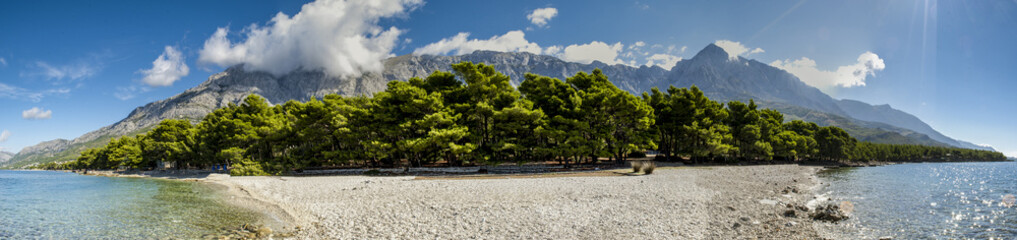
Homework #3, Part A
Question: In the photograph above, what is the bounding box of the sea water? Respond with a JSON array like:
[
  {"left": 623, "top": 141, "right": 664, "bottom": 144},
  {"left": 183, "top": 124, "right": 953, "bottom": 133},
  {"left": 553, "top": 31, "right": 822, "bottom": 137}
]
[
  {"left": 0, "top": 170, "right": 260, "bottom": 239},
  {"left": 818, "top": 162, "right": 1017, "bottom": 239}
]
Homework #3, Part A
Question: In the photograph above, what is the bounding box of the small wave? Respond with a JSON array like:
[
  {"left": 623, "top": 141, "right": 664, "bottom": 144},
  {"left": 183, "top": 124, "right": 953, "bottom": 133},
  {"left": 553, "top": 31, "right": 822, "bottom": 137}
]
[{"left": 806, "top": 192, "right": 832, "bottom": 210}]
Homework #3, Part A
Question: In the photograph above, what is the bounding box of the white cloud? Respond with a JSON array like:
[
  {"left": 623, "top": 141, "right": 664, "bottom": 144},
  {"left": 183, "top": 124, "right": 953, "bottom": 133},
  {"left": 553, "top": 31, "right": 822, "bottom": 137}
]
[
  {"left": 0, "top": 130, "right": 9, "bottom": 142},
  {"left": 113, "top": 85, "right": 150, "bottom": 101},
  {"left": 22, "top": 107, "right": 52, "bottom": 120},
  {"left": 544, "top": 45, "right": 562, "bottom": 55},
  {"left": 527, "top": 7, "right": 558, "bottom": 27},
  {"left": 0, "top": 83, "right": 68, "bottom": 102},
  {"left": 560, "top": 41, "right": 625, "bottom": 65},
  {"left": 413, "top": 31, "right": 629, "bottom": 66},
  {"left": 0, "top": 57, "right": 6, "bottom": 67},
  {"left": 413, "top": 31, "right": 544, "bottom": 56},
  {"left": 770, "top": 51, "right": 886, "bottom": 91},
  {"left": 416, "top": 30, "right": 679, "bottom": 68},
  {"left": 645, "top": 54, "right": 682, "bottom": 69},
  {"left": 714, "top": 40, "right": 765, "bottom": 61},
  {"left": 114, "top": 91, "right": 136, "bottom": 101},
  {"left": 198, "top": 0, "right": 422, "bottom": 77},
  {"left": 140, "top": 46, "right": 189, "bottom": 87},
  {"left": 635, "top": 1, "right": 650, "bottom": 10},
  {"left": 0, "top": 83, "right": 26, "bottom": 100},
  {"left": 630, "top": 41, "right": 646, "bottom": 49},
  {"left": 30, "top": 61, "right": 97, "bottom": 81}
]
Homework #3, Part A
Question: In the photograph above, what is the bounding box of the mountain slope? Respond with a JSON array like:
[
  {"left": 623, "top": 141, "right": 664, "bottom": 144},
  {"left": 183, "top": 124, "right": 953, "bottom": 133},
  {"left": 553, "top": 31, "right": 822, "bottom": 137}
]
[
  {"left": 2, "top": 44, "right": 987, "bottom": 168},
  {"left": 836, "top": 99, "right": 994, "bottom": 151},
  {"left": 0, "top": 151, "right": 14, "bottom": 164},
  {"left": 658, "top": 44, "right": 848, "bottom": 116}
]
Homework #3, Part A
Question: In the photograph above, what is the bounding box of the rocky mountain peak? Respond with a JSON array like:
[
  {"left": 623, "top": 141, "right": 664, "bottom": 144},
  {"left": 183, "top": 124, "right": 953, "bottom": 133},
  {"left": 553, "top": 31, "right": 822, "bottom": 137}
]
[{"left": 692, "top": 43, "right": 731, "bottom": 62}]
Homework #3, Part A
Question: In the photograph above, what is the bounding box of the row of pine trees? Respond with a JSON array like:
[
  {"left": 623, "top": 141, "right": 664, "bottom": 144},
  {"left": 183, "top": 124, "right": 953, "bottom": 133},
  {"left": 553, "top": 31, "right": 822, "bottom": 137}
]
[{"left": 46, "top": 62, "right": 1006, "bottom": 175}]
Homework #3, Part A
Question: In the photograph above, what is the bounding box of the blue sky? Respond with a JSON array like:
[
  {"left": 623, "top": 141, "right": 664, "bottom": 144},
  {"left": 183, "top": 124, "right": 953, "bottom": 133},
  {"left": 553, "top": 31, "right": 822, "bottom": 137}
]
[{"left": 1, "top": 0, "right": 1015, "bottom": 157}]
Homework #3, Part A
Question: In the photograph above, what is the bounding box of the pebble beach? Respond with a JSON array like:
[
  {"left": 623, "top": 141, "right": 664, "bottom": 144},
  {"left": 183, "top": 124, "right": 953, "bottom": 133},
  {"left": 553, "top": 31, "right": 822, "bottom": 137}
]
[{"left": 209, "top": 164, "right": 828, "bottom": 239}]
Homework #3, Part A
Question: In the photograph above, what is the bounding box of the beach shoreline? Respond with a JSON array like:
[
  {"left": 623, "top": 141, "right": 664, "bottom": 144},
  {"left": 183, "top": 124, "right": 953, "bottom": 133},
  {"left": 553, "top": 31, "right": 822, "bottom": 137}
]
[
  {"left": 71, "top": 169, "right": 303, "bottom": 238},
  {"left": 203, "top": 164, "right": 829, "bottom": 239},
  {"left": 69, "top": 164, "right": 838, "bottom": 239}
]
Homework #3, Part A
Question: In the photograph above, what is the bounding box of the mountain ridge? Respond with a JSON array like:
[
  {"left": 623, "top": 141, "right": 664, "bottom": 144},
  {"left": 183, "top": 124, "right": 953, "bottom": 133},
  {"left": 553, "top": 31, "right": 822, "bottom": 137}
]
[
  {"left": 836, "top": 99, "right": 993, "bottom": 151},
  {"left": 0, "top": 151, "right": 14, "bottom": 164},
  {"left": 1, "top": 44, "right": 990, "bottom": 168}
]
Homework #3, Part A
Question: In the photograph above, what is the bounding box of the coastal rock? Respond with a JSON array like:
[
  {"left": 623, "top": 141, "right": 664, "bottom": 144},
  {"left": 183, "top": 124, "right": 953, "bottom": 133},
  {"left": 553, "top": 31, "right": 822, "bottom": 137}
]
[
  {"left": 810, "top": 203, "right": 849, "bottom": 222},
  {"left": 783, "top": 209, "right": 797, "bottom": 217}
]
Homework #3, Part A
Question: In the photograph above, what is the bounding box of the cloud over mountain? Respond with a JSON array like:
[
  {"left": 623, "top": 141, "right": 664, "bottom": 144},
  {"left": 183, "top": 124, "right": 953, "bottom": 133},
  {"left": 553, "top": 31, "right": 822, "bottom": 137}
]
[
  {"left": 771, "top": 51, "right": 885, "bottom": 91},
  {"left": 413, "top": 31, "right": 544, "bottom": 56},
  {"left": 415, "top": 31, "right": 657, "bottom": 67},
  {"left": 558, "top": 41, "right": 626, "bottom": 65},
  {"left": 714, "top": 40, "right": 764, "bottom": 60},
  {"left": 645, "top": 53, "right": 682, "bottom": 69},
  {"left": 140, "top": 46, "right": 189, "bottom": 87},
  {"left": 198, "top": 0, "right": 422, "bottom": 77}
]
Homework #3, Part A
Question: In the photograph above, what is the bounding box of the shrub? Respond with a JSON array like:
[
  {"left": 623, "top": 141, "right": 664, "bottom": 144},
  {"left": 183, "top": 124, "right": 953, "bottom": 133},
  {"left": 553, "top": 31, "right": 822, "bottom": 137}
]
[
  {"left": 230, "top": 159, "right": 268, "bottom": 176},
  {"left": 222, "top": 147, "right": 268, "bottom": 176},
  {"left": 631, "top": 161, "right": 644, "bottom": 173},
  {"left": 641, "top": 161, "right": 656, "bottom": 174}
]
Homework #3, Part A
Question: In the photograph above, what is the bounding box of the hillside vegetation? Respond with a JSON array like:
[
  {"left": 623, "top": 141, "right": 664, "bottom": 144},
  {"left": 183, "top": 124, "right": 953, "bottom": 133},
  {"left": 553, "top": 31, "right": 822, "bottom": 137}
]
[{"left": 41, "top": 63, "right": 1007, "bottom": 174}]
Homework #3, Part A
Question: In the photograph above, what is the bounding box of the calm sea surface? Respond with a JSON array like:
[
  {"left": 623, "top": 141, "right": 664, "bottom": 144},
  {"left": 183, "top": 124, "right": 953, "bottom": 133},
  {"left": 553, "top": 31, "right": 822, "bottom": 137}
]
[
  {"left": 0, "top": 170, "right": 260, "bottom": 239},
  {"left": 818, "top": 161, "right": 1017, "bottom": 239}
]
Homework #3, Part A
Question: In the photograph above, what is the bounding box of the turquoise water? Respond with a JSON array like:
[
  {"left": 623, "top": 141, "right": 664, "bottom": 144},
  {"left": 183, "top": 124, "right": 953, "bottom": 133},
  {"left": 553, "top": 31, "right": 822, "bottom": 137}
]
[
  {"left": 0, "top": 170, "right": 260, "bottom": 239},
  {"left": 819, "top": 162, "right": 1017, "bottom": 239}
]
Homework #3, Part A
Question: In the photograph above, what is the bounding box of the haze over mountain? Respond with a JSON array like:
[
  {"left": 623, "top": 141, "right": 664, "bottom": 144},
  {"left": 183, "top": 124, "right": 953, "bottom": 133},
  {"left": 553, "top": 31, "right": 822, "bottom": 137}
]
[
  {"left": 0, "top": 44, "right": 991, "bottom": 168},
  {"left": 0, "top": 151, "right": 14, "bottom": 164},
  {"left": 835, "top": 99, "right": 991, "bottom": 151}
]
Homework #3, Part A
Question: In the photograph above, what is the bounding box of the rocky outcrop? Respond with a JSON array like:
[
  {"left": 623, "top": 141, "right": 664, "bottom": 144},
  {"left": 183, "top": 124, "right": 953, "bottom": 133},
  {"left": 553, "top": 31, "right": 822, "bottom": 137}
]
[
  {"left": 810, "top": 202, "right": 852, "bottom": 222},
  {"left": 16, "top": 139, "right": 70, "bottom": 156}
]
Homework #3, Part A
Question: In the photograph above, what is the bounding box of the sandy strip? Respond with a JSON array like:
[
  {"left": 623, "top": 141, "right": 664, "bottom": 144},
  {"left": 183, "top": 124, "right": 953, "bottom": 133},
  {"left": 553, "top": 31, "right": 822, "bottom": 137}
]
[{"left": 209, "top": 165, "right": 825, "bottom": 239}]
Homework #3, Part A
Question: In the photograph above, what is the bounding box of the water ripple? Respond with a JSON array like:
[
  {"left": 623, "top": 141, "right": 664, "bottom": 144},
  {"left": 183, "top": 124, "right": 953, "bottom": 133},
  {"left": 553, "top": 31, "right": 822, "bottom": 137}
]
[
  {"left": 0, "top": 170, "right": 260, "bottom": 239},
  {"left": 818, "top": 162, "right": 1017, "bottom": 239}
]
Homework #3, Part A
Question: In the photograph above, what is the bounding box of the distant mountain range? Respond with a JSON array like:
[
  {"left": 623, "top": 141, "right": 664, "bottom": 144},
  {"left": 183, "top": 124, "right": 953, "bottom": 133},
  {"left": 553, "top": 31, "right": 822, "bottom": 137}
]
[
  {"left": 0, "top": 44, "right": 992, "bottom": 168},
  {"left": 835, "top": 99, "right": 989, "bottom": 150},
  {"left": 0, "top": 151, "right": 14, "bottom": 164}
]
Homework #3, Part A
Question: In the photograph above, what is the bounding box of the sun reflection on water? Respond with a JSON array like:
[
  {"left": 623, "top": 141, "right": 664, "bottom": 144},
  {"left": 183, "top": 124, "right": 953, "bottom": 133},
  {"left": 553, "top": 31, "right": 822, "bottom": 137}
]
[{"left": 817, "top": 162, "right": 1017, "bottom": 239}]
